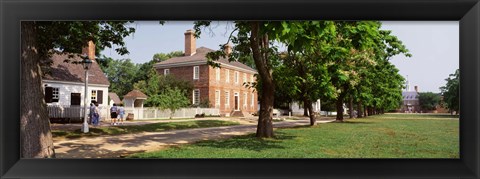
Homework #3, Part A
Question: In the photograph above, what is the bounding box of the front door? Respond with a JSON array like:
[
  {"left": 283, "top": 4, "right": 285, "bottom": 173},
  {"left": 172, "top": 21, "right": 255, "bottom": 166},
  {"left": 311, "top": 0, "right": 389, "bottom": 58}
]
[{"left": 234, "top": 93, "right": 239, "bottom": 111}]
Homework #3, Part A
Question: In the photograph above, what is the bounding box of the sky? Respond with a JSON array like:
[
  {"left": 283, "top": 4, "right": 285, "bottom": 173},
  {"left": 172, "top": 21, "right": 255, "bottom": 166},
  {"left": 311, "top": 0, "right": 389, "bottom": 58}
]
[{"left": 101, "top": 21, "right": 459, "bottom": 93}]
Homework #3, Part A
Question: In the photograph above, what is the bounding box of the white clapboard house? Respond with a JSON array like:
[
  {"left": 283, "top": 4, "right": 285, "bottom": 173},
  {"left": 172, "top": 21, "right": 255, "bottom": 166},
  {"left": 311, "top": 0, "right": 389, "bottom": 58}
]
[{"left": 43, "top": 41, "right": 110, "bottom": 121}]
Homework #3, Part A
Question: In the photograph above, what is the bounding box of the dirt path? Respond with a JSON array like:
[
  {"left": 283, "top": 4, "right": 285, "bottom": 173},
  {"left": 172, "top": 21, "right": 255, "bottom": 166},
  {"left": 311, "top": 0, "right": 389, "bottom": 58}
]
[{"left": 53, "top": 119, "right": 334, "bottom": 158}]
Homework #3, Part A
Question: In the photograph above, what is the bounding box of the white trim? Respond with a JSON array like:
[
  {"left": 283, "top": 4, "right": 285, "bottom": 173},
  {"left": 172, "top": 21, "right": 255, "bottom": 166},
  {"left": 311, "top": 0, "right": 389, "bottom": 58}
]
[
  {"left": 193, "top": 89, "right": 200, "bottom": 105},
  {"left": 193, "top": 66, "right": 200, "bottom": 80},
  {"left": 164, "top": 69, "right": 170, "bottom": 75},
  {"left": 251, "top": 92, "right": 255, "bottom": 107},
  {"left": 154, "top": 61, "right": 257, "bottom": 74},
  {"left": 225, "top": 90, "right": 230, "bottom": 107},
  {"left": 215, "top": 90, "right": 220, "bottom": 108},
  {"left": 243, "top": 92, "right": 247, "bottom": 110},
  {"left": 234, "top": 71, "right": 239, "bottom": 84},
  {"left": 243, "top": 73, "right": 247, "bottom": 84},
  {"left": 42, "top": 80, "right": 109, "bottom": 87},
  {"left": 234, "top": 92, "right": 240, "bottom": 111}
]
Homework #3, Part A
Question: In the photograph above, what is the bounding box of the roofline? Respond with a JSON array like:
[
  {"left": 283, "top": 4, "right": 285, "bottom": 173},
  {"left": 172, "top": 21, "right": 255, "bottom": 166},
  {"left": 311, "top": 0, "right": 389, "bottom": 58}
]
[
  {"left": 42, "top": 80, "right": 109, "bottom": 87},
  {"left": 154, "top": 61, "right": 257, "bottom": 74}
]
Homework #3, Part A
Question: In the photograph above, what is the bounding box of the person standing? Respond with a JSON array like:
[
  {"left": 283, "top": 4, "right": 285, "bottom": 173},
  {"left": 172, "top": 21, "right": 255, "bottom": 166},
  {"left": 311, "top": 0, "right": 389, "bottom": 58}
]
[
  {"left": 110, "top": 103, "right": 118, "bottom": 125},
  {"left": 117, "top": 104, "right": 125, "bottom": 125},
  {"left": 92, "top": 102, "right": 100, "bottom": 126}
]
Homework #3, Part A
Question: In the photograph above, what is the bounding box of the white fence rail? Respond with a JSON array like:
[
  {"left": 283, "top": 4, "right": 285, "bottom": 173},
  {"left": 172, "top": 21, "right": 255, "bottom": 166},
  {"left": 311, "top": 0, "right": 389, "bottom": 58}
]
[
  {"left": 47, "top": 105, "right": 109, "bottom": 120},
  {"left": 124, "top": 107, "right": 220, "bottom": 120},
  {"left": 47, "top": 105, "right": 220, "bottom": 120}
]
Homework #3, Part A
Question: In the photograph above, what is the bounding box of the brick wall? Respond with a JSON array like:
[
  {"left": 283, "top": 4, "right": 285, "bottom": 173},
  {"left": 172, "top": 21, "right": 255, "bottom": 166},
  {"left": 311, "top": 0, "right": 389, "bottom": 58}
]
[{"left": 157, "top": 64, "right": 258, "bottom": 115}]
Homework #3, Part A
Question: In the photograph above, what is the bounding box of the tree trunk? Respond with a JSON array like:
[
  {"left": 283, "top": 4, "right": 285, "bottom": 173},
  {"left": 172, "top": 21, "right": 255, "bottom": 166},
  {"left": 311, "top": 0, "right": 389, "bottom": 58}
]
[
  {"left": 348, "top": 97, "right": 354, "bottom": 119},
  {"left": 357, "top": 102, "right": 363, "bottom": 118},
  {"left": 303, "top": 99, "right": 309, "bottom": 116},
  {"left": 306, "top": 99, "right": 316, "bottom": 126},
  {"left": 336, "top": 93, "right": 345, "bottom": 121},
  {"left": 21, "top": 22, "right": 56, "bottom": 158},
  {"left": 250, "top": 22, "right": 274, "bottom": 138},
  {"left": 363, "top": 105, "right": 368, "bottom": 117}
]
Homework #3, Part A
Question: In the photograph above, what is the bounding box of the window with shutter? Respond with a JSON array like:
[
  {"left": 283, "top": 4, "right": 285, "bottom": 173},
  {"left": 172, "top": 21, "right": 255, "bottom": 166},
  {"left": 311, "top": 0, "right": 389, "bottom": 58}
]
[
  {"left": 97, "top": 90, "right": 103, "bottom": 104},
  {"left": 44, "top": 87, "right": 53, "bottom": 103}
]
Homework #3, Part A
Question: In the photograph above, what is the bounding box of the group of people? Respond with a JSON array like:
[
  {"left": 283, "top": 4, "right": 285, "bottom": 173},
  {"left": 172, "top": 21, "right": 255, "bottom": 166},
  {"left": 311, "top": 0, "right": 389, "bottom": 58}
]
[
  {"left": 110, "top": 103, "right": 125, "bottom": 125},
  {"left": 88, "top": 101, "right": 125, "bottom": 126}
]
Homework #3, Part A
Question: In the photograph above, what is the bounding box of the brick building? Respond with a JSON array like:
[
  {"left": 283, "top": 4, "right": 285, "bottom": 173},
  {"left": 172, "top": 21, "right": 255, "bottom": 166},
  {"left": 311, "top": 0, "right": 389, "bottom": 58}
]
[{"left": 153, "top": 29, "right": 258, "bottom": 116}]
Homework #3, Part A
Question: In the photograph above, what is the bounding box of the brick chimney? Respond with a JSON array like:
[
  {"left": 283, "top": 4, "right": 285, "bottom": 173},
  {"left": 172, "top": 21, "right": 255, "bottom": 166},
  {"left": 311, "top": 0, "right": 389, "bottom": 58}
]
[
  {"left": 414, "top": 86, "right": 418, "bottom": 92},
  {"left": 224, "top": 43, "right": 232, "bottom": 56},
  {"left": 184, "top": 29, "right": 196, "bottom": 56},
  {"left": 81, "top": 40, "right": 96, "bottom": 60}
]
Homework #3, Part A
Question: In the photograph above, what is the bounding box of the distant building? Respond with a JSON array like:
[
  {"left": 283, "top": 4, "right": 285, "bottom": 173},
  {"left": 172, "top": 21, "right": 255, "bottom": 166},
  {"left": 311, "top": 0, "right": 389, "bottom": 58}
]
[
  {"left": 400, "top": 76, "right": 420, "bottom": 113},
  {"left": 154, "top": 30, "right": 258, "bottom": 117}
]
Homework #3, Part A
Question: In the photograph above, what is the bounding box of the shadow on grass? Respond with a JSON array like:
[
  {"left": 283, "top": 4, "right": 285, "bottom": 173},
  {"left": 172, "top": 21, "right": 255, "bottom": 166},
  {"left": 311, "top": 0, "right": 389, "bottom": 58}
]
[{"left": 192, "top": 131, "right": 296, "bottom": 152}]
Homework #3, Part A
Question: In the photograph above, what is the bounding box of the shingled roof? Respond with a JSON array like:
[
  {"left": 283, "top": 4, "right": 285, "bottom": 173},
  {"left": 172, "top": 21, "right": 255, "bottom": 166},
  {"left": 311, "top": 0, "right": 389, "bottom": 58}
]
[
  {"left": 155, "top": 47, "right": 257, "bottom": 73},
  {"left": 108, "top": 92, "right": 122, "bottom": 104},
  {"left": 43, "top": 53, "right": 110, "bottom": 86},
  {"left": 123, "top": 90, "right": 148, "bottom": 99}
]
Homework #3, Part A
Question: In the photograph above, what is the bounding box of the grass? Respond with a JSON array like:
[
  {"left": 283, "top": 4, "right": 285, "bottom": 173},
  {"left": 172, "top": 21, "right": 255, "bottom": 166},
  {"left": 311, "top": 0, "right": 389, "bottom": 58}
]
[
  {"left": 129, "top": 113, "right": 459, "bottom": 158},
  {"left": 52, "top": 120, "right": 240, "bottom": 139}
]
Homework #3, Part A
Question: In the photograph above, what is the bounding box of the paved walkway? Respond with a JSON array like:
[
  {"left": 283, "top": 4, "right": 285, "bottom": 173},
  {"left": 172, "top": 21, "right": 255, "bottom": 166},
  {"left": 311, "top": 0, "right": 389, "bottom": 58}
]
[{"left": 53, "top": 118, "right": 335, "bottom": 158}]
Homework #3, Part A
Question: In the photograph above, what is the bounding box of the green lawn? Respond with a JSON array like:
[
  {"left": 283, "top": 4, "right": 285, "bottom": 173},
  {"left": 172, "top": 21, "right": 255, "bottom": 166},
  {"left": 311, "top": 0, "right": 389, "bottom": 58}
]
[
  {"left": 52, "top": 120, "right": 240, "bottom": 139},
  {"left": 130, "top": 114, "right": 459, "bottom": 158}
]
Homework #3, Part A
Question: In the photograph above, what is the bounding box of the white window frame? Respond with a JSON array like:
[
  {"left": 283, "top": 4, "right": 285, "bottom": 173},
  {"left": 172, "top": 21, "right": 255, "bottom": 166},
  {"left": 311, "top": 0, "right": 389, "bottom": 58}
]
[
  {"left": 91, "top": 90, "right": 97, "bottom": 101},
  {"left": 234, "top": 92, "right": 240, "bottom": 111},
  {"left": 164, "top": 69, "right": 170, "bottom": 75},
  {"left": 226, "top": 69, "right": 230, "bottom": 83},
  {"left": 193, "top": 66, "right": 200, "bottom": 80},
  {"left": 193, "top": 89, "right": 200, "bottom": 105},
  {"left": 234, "top": 71, "right": 239, "bottom": 84},
  {"left": 216, "top": 68, "right": 220, "bottom": 81},
  {"left": 251, "top": 74, "right": 254, "bottom": 83},
  {"left": 52, "top": 87, "right": 59, "bottom": 100},
  {"left": 243, "top": 73, "right": 247, "bottom": 84},
  {"left": 215, "top": 90, "right": 220, "bottom": 108},
  {"left": 243, "top": 92, "right": 248, "bottom": 109},
  {"left": 225, "top": 91, "right": 230, "bottom": 108},
  {"left": 251, "top": 93, "right": 255, "bottom": 108}
]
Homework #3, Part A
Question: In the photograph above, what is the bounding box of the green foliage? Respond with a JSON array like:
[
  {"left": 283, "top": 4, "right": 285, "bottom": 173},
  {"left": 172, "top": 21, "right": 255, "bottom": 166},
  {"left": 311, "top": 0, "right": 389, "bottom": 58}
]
[
  {"left": 418, "top": 92, "right": 441, "bottom": 111},
  {"left": 36, "top": 21, "right": 135, "bottom": 60},
  {"left": 440, "top": 69, "right": 460, "bottom": 113},
  {"left": 146, "top": 87, "right": 191, "bottom": 119},
  {"left": 100, "top": 58, "right": 139, "bottom": 98}
]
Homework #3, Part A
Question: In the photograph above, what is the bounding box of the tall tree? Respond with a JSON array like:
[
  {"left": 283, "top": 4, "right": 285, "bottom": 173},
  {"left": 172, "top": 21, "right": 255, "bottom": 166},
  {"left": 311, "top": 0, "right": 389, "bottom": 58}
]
[
  {"left": 195, "top": 21, "right": 279, "bottom": 137},
  {"left": 440, "top": 69, "right": 460, "bottom": 114},
  {"left": 21, "top": 21, "right": 135, "bottom": 158},
  {"left": 102, "top": 58, "right": 139, "bottom": 98}
]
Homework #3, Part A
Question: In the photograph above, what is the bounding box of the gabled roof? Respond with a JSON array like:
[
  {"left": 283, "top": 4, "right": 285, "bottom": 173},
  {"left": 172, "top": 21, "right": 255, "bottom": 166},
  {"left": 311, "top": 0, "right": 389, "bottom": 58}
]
[
  {"left": 154, "top": 47, "right": 257, "bottom": 73},
  {"left": 123, "top": 90, "right": 148, "bottom": 99},
  {"left": 108, "top": 92, "right": 122, "bottom": 104},
  {"left": 43, "top": 53, "right": 110, "bottom": 86}
]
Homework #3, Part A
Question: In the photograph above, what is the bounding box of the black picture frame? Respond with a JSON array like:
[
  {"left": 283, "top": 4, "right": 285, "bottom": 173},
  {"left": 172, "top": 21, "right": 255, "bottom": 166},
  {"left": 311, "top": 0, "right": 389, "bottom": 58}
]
[{"left": 1, "top": 0, "right": 479, "bottom": 178}]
